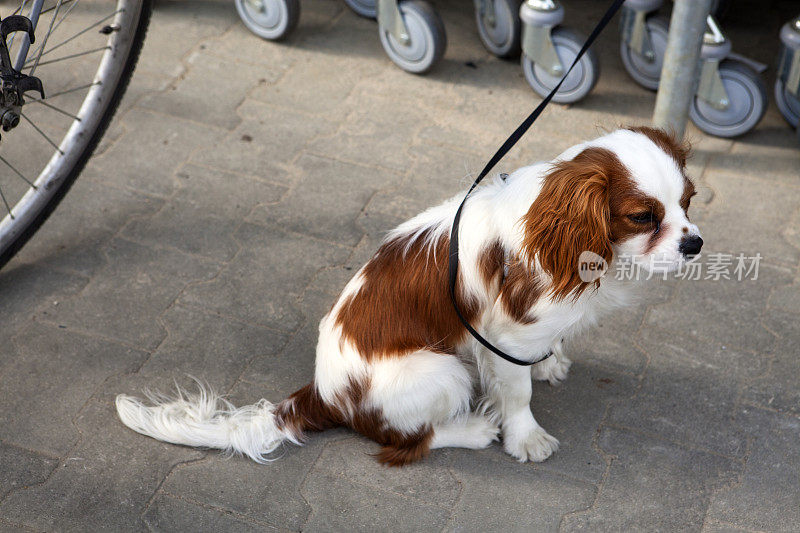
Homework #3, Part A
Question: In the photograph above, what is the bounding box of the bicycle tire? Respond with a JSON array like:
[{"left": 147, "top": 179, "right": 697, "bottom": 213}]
[{"left": 0, "top": 0, "right": 154, "bottom": 270}]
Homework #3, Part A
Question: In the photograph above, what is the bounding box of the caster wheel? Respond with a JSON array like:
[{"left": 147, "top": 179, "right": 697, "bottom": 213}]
[
  {"left": 475, "top": 0, "right": 521, "bottom": 58},
  {"left": 379, "top": 0, "right": 446, "bottom": 74},
  {"left": 619, "top": 15, "right": 669, "bottom": 91},
  {"left": 236, "top": 0, "right": 300, "bottom": 40},
  {"left": 689, "top": 60, "right": 767, "bottom": 138},
  {"left": 774, "top": 79, "right": 800, "bottom": 128},
  {"left": 344, "top": 0, "right": 376, "bottom": 19},
  {"left": 521, "top": 27, "right": 599, "bottom": 104}
]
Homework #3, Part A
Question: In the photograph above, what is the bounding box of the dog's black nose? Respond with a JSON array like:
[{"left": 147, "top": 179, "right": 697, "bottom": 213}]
[{"left": 679, "top": 235, "right": 703, "bottom": 256}]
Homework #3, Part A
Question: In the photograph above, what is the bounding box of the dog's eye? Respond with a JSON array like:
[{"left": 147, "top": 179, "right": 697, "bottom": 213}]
[{"left": 627, "top": 212, "right": 653, "bottom": 224}]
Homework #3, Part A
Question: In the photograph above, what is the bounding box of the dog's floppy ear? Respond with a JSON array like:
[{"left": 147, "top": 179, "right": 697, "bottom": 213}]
[{"left": 522, "top": 147, "right": 618, "bottom": 301}]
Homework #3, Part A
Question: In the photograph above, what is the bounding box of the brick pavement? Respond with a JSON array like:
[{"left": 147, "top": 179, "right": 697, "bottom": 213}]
[{"left": 1, "top": 0, "right": 799, "bottom": 530}]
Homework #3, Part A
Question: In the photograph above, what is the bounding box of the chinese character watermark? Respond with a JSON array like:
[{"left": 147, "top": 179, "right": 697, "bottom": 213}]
[{"left": 604, "top": 252, "right": 762, "bottom": 282}]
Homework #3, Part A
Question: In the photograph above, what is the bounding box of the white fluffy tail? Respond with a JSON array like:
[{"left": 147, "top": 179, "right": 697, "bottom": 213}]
[{"left": 115, "top": 382, "right": 299, "bottom": 463}]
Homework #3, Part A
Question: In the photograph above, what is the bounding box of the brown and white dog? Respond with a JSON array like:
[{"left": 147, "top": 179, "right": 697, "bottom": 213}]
[{"left": 116, "top": 127, "right": 702, "bottom": 466}]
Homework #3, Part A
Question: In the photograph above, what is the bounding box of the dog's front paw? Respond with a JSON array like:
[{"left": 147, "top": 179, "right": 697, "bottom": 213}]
[
  {"left": 532, "top": 353, "right": 572, "bottom": 385},
  {"left": 503, "top": 426, "right": 559, "bottom": 462}
]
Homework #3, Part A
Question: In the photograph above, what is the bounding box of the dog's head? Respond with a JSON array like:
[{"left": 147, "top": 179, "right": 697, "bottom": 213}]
[{"left": 521, "top": 127, "right": 701, "bottom": 300}]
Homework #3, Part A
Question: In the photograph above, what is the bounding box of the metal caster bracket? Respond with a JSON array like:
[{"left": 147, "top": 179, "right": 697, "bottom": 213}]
[
  {"left": 696, "top": 15, "right": 730, "bottom": 110},
  {"left": 620, "top": 6, "right": 656, "bottom": 61},
  {"left": 696, "top": 59, "right": 729, "bottom": 110},
  {"left": 378, "top": 0, "right": 411, "bottom": 45},
  {"left": 520, "top": 0, "right": 564, "bottom": 77},
  {"left": 777, "top": 16, "right": 800, "bottom": 98}
]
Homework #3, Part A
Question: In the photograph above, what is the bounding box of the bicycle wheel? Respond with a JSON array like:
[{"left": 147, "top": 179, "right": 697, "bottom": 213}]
[{"left": 0, "top": 0, "right": 152, "bottom": 269}]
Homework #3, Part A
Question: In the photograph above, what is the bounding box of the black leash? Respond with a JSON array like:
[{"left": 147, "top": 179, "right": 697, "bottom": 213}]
[{"left": 447, "top": 0, "right": 626, "bottom": 366}]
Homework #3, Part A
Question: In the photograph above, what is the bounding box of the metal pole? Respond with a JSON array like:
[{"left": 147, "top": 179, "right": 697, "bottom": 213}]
[{"left": 652, "top": 0, "right": 713, "bottom": 138}]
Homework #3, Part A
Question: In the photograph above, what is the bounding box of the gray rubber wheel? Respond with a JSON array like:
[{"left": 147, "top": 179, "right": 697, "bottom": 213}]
[
  {"left": 475, "top": 0, "right": 521, "bottom": 59},
  {"left": 521, "top": 27, "right": 599, "bottom": 104},
  {"left": 344, "top": 0, "right": 377, "bottom": 19},
  {"left": 774, "top": 79, "right": 800, "bottom": 128},
  {"left": 689, "top": 60, "right": 767, "bottom": 138},
  {"left": 379, "top": 0, "right": 446, "bottom": 74},
  {"left": 619, "top": 15, "right": 669, "bottom": 91},
  {"left": 236, "top": 0, "right": 300, "bottom": 41}
]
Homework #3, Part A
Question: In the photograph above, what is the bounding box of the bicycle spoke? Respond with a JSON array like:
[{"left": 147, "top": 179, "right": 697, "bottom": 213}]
[
  {"left": 11, "top": 0, "right": 28, "bottom": 17},
  {"left": 37, "top": 0, "right": 76, "bottom": 17},
  {"left": 45, "top": 81, "right": 100, "bottom": 100},
  {"left": 26, "top": 0, "right": 81, "bottom": 73},
  {"left": 29, "top": 0, "right": 66, "bottom": 76},
  {"left": 0, "top": 184, "right": 15, "bottom": 219},
  {"left": 26, "top": 96, "right": 81, "bottom": 121},
  {"left": 20, "top": 112, "right": 64, "bottom": 154},
  {"left": 0, "top": 154, "right": 37, "bottom": 189},
  {"left": 27, "top": 45, "right": 109, "bottom": 69},
  {"left": 24, "top": 9, "right": 121, "bottom": 66}
]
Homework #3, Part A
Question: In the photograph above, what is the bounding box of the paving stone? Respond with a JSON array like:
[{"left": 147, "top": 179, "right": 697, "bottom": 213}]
[
  {"left": 701, "top": 520, "right": 757, "bottom": 533},
  {"left": 0, "top": 263, "right": 87, "bottom": 351},
  {"left": 569, "top": 304, "right": 648, "bottom": 377},
  {"left": 134, "top": 305, "right": 292, "bottom": 393},
  {"left": 0, "top": 323, "right": 148, "bottom": 456},
  {"left": 306, "top": 92, "right": 430, "bottom": 173},
  {"left": 706, "top": 406, "right": 800, "bottom": 532},
  {"left": 136, "top": 0, "right": 239, "bottom": 78},
  {"left": 12, "top": 176, "right": 164, "bottom": 276},
  {"left": 191, "top": 99, "right": 336, "bottom": 185},
  {"left": 179, "top": 221, "right": 349, "bottom": 330},
  {"left": 123, "top": 202, "right": 243, "bottom": 261},
  {"left": 561, "top": 427, "right": 738, "bottom": 532},
  {"left": 291, "top": 3, "right": 383, "bottom": 62},
  {"left": 702, "top": 172, "right": 800, "bottom": 266},
  {"left": 741, "top": 308, "right": 800, "bottom": 414},
  {"left": 140, "top": 51, "right": 267, "bottom": 130},
  {"left": 784, "top": 208, "right": 800, "bottom": 252},
  {"left": 0, "top": 443, "right": 58, "bottom": 500},
  {"left": 349, "top": 61, "right": 465, "bottom": 113},
  {"left": 198, "top": 23, "right": 299, "bottom": 73},
  {"left": 725, "top": 129, "right": 800, "bottom": 189},
  {"left": 644, "top": 262, "right": 792, "bottom": 354},
  {"left": 0, "top": 518, "right": 30, "bottom": 532},
  {"left": 444, "top": 448, "right": 595, "bottom": 532},
  {"left": 638, "top": 323, "right": 768, "bottom": 384},
  {"left": 88, "top": 109, "right": 221, "bottom": 198},
  {"left": 159, "top": 426, "right": 328, "bottom": 530},
  {"left": 767, "top": 281, "right": 800, "bottom": 315},
  {"left": 2, "top": 0, "right": 799, "bottom": 530},
  {"left": 171, "top": 164, "right": 288, "bottom": 218},
  {"left": 301, "top": 469, "right": 450, "bottom": 533},
  {"left": 41, "top": 238, "right": 219, "bottom": 350},
  {"left": 113, "top": 69, "right": 176, "bottom": 119},
  {"left": 0, "top": 400, "right": 202, "bottom": 532},
  {"left": 241, "top": 287, "right": 332, "bottom": 398},
  {"left": 609, "top": 329, "right": 757, "bottom": 458},
  {"left": 240, "top": 341, "right": 316, "bottom": 402},
  {"left": 250, "top": 52, "right": 383, "bottom": 120},
  {"left": 360, "top": 143, "right": 483, "bottom": 223},
  {"left": 530, "top": 363, "right": 637, "bottom": 484},
  {"left": 314, "top": 436, "right": 461, "bottom": 508},
  {"left": 248, "top": 153, "right": 400, "bottom": 246},
  {"left": 143, "top": 494, "right": 273, "bottom": 532}
]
